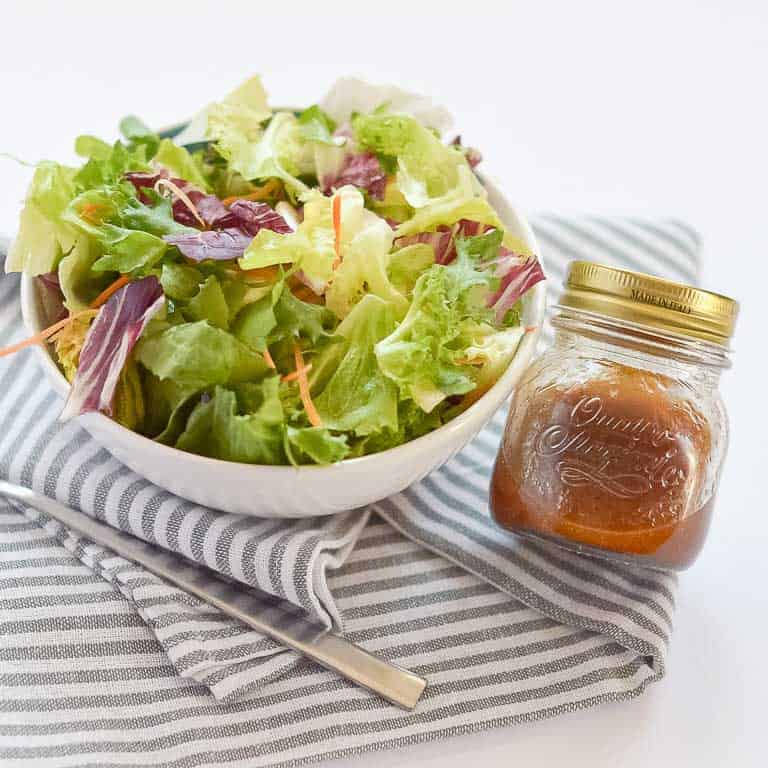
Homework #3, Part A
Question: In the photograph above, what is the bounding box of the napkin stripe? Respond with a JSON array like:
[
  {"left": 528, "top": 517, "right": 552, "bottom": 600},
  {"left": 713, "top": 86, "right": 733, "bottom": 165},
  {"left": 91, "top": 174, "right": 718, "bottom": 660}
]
[{"left": 0, "top": 216, "right": 695, "bottom": 767}]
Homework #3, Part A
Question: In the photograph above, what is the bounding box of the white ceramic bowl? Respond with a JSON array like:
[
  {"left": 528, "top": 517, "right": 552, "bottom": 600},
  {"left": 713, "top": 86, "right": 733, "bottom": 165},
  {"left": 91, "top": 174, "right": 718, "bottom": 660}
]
[{"left": 20, "top": 176, "right": 545, "bottom": 517}]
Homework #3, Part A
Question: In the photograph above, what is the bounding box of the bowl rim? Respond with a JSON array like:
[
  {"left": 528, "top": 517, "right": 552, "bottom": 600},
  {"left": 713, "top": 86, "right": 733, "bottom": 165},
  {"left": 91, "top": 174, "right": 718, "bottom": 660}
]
[{"left": 19, "top": 175, "right": 546, "bottom": 474}]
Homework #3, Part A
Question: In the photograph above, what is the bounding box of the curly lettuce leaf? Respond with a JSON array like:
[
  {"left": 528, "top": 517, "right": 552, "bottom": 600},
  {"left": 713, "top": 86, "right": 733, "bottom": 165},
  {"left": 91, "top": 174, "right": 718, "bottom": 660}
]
[
  {"left": 375, "top": 241, "right": 494, "bottom": 412},
  {"left": 73, "top": 140, "right": 151, "bottom": 191},
  {"left": 176, "top": 381, "right": 286, "bottom": 464},
  {"left": 353, "top": 112, "right": 472, "bottom": 208},
  {"left": 62, "top": 187, "right": 191, "bottom": 275}
]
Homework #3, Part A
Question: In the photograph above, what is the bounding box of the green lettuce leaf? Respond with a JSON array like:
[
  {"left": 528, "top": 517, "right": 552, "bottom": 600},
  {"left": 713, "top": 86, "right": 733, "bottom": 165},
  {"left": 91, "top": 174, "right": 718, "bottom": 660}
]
[
  {"left": 185, "top": 275, "right": 229, "bottom": 329},
  {"left": 297, "top": 105, "right": 343, "bottom": 146},
  {"left": 73, "top": 140, "right": 150, "bottom": 191},
  {"left": 285, "top": 426, "right": 349, "bottom": 465},
  {"left": 460, "top": 324, "right": 525, "bottom": 392},
  {"left": 242, "top": 187, "right": 404, "bottom": 316},
  {"left": 136, "top": 321, "right": 269, "bottom": 389},
  {"left": 120, "top": 192, "right": 195, "bottom": 237},
  {"left": 6, "top": 162, "right": 78, "bottom": 275},
  {"left": 160, "top": 262, "right": 204, "bottom": 301},
  {"left": 272, "top": 282, "right": 334, "bottom": 345},
  {"left": 62, "top": 189, "right": 173, "bottom": 275},
  {"left": 206, "top": 76, "right": 272, "bottom": 143},
  {"left": 58, "top": 236, "right": 109, "bottom": 310},
  {"left": 154, "top": 139, "right": 210, "bottom": 191},
  {"left": 119, "top": 116, "right": 160, "bottom": 159},
  {"left": 324, "top": 193, "right": 407, "bottom": 319},
  {"left": 353, "top": 112, "right": 470, "bottom": 208},
  {"left": 239, "top": 187, "right": 338, "bottom": 287},
  {"left": 313, "top": 295, "right": 399, "bottom": 435},
  {"left": 387, "top": 243, "right": 435, "bottom": 297},
  {"left": 176, "top": 381, "right": 286, "bottom": 464},
  {"left": 74, "top": 135, "right": 112, "bottom": 161},
  {"left": 208, "top": 77, "right": 310, "bottom": 199},
  {"left": 375, "top": 243, "right": 494, "bottom": 412},
  {"left": 232, "top": 280, "right": 282, "bottom": 351},
  {"left": 394, "top": 165, "right": 499, "bottom": 234}
]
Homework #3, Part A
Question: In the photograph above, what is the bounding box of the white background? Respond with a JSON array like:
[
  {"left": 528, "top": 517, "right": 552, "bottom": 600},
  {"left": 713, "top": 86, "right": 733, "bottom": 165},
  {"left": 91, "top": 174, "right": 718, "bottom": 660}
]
[{"left": 1, "top": 1, "right": 766, "bottom": 765}]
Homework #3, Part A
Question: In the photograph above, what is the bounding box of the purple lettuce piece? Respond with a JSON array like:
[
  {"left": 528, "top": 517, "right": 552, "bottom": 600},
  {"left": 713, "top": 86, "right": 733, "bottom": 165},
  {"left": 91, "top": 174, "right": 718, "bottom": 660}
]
[
  {"left": 170, "top": 191, "right": 228, "bottom": 228},
  {"left": 124, "top": 170, "right": 170, "bottom": 204},
  {"left": 322, "top": 152, "right": 387, "bottom": 200},
  {"left": 60, "top": 276, "right": 164, "bottom": 420},
  {"left": 455, "top": 219, "right": 489, "bottom": 238},
  {"left": 194, "top": 194, "right": 229, "bottom": 225},
  {"left": 123, "top": 171, "right": 226, "bottom": 228},
  {"left": 488, "top": 253, "right": 545, "bottom": 324},
  {"left": 210, "top": 199, "right": 292, "bottom": 234},
  {"left": 394, "top": 220, "right": 491, "bottom": 265},
  {"left": 163, "top": 228, "right": 255, "bottom": 262},
  {"left": 37, "top": 272, "right": 67, "bottom": 324},
  {"left": 395, "top": 228, "right": 454, "bottom": 264}
]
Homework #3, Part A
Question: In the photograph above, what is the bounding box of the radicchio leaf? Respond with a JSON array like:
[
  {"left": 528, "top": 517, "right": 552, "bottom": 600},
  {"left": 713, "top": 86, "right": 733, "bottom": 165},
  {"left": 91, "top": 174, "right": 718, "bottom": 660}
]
[
  {"left": 191, "top": 194, "right": 229, "bottom": 226},
  {"left": 209, "top": 199, "right": 292, "bottom": 234},
  {"left": 322, "top": 152, "right": 387, "bottom": 200},
  {"left": 488, "top": 252, "right": 545, "bottom": 324},
  {"left": 60, "top": 276, "right": 164, "bottom": 420},
  {"left": 124, "top": 170, "right": 168, "bottom": 203},
  {"left": 394, "top": 219, "right": 490, "bottom": 264},
  {"left": 162, "top": 228, "right": 255, "bottom": 262},
  {"left": 394, "top": 227, "right": 454, "bottom": 264},
  {"left": 123, "top": 170, "right": 228, "bottom": 228},
  {"left": 37, "top": 272, "right": 67, "bottom": 324}
]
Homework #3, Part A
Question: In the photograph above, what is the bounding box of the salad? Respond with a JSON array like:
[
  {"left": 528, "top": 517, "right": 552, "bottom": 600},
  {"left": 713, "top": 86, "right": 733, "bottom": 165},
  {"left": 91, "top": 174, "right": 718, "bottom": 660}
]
[{"left": 4, "top": 76, "right": 545, "bottom": 466}]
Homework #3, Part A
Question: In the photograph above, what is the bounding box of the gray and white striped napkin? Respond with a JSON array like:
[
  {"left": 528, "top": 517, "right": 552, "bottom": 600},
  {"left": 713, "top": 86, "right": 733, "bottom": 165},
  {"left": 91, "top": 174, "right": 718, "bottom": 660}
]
[{"left": 0, "top": 215, "right": 700, "bottom": 767}]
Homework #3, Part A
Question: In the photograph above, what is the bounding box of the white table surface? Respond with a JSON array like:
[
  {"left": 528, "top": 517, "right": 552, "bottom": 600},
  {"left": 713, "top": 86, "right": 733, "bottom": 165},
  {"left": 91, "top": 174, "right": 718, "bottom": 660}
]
[{"left": 1, "top": 1, "right": 766, "bottom": 765}]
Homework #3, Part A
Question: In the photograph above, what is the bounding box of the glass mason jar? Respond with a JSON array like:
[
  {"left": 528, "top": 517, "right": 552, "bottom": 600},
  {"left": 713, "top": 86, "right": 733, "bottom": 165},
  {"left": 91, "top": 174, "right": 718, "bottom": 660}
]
[{"left": 490, "top": 261, "right": 739, "bottom": 571}]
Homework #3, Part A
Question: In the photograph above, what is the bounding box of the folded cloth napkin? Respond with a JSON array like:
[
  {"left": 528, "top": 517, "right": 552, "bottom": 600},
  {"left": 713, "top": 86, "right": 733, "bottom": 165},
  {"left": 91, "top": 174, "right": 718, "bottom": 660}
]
[{"left": 0, "top": 215, "right": 700, "bottom": 766}]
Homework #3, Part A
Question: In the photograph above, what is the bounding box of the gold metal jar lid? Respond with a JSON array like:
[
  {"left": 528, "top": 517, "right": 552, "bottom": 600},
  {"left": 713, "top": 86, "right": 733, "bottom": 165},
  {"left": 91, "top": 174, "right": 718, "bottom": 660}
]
[{"left": 558, "top": 261, "right": 739, "bottom": 345}]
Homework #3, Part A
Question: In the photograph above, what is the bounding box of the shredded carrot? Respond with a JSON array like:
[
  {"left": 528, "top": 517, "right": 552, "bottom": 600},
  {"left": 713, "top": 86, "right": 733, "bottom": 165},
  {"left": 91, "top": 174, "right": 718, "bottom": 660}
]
[
  {"left": 0, "top": 310, "right": 91, "bottom": 360},
  {"left": 222, "top": 180, "right": 283, "bottom": 207},
  {"left": 242, "top": 266, "right": 280, "bottom": 283},
  {"left": 454, "top": 357, "right": 484, "bottom": 366},
  {"left": 263, "top": 347, "right": 276, "bottom": 369},
  {"left": 288, "top": 277, "right": 324, "bottom": 305},
  {"left": 282, "top": 363, "right": 312, "bottom": 383},
  {"left": 524, "top": 325, "right": 539, "bottom": 333},
  {"left": 293, "top": 343, "right": 322, "bottom": 427},
  {"left": 80, "top": 202, "right": 107, "bottom": 224},
  {"left": 89, "top": 275, "right": 130, "bottom": 309},
  {"left": 331, "top": 193, "right": 342, "bottom": 269}
]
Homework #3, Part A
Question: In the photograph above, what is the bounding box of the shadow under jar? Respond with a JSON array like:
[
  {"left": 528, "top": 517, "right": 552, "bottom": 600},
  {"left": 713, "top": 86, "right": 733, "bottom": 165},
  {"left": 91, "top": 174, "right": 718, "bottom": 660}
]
[{"left": 491, "top": 261, "right": 739, "bottom": 571}]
